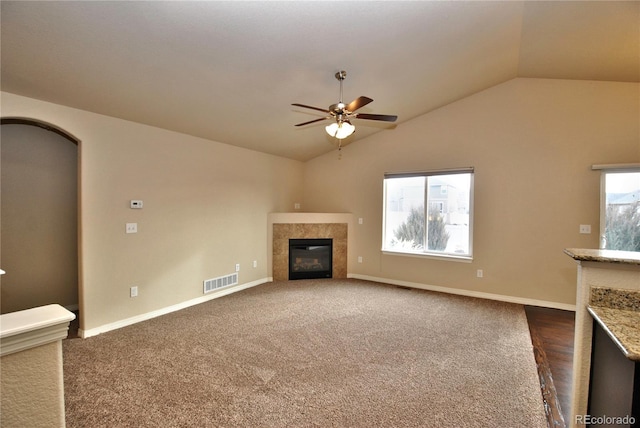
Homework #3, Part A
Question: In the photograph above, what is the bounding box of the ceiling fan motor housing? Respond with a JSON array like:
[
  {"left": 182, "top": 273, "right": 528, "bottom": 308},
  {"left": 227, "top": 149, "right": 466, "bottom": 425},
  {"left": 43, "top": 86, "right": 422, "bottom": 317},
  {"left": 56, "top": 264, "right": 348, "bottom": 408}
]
[{"left": 329, "top": 103, "right": 347, "bottom": 118}]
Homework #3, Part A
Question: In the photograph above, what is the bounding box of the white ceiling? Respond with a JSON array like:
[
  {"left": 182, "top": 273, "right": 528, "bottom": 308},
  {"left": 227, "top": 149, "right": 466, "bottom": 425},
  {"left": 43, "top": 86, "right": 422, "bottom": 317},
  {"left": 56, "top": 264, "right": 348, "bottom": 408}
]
[{"left": 1, "top": 1, "right": 638, "bottom": 161}]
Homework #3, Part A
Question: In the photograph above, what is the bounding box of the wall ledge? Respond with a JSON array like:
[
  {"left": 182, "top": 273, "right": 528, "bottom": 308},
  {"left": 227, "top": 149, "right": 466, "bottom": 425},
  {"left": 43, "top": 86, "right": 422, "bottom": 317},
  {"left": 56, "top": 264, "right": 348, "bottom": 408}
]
[{"left": 0, "top": 304, "right": 75, "bottom": 356}]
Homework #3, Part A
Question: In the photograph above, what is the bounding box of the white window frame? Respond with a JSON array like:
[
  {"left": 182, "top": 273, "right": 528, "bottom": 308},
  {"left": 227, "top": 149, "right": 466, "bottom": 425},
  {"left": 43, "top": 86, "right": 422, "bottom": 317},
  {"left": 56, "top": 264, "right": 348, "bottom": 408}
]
[
  {"left": 382, "top": 167, "right": 474, "bottom": 262},
  {"left": 593, "top": 163, "right": 640, "bottom": 250}
]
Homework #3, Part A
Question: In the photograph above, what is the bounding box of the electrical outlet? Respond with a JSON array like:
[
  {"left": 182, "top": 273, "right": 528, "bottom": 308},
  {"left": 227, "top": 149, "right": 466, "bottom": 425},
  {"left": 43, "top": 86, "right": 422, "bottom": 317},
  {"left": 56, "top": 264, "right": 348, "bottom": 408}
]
[
  {"left": 358, "top": 218, "right": 363, "bottom": 225},
  {"left": 253, "top": 260, "right": 257, "bottom": 268},
  {"left": 130, "top": 286, "right": 138, "bottom": 297},
  {"left": 357, "top": 256, "right": 363, "bottom": 263},
  {"left": 477, "top": 269, "right": 484, "bottom": 278},
  {"left": 125, "top": 223, "right": 137, "bottom": 234},
  {"left": 235, "top": 263, "right": 240, "bottom": 272},
  {"left": 579, "top": 224, "right": 591, "bottom": 234}
]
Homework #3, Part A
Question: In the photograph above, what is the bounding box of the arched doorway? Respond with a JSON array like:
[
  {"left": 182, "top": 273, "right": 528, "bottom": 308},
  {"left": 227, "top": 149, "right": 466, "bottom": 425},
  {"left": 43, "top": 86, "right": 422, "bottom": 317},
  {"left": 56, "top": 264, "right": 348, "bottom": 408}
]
[{"left": 1, "top": 118, "right": 81, "bottom": 334}]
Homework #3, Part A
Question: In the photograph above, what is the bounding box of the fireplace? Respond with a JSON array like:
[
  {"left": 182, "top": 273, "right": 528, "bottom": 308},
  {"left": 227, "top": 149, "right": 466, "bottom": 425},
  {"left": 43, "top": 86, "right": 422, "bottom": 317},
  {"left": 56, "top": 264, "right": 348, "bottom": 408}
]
[
  {"left": 270, "top": 218, "right": 349, "bottom": 281},
  {"left": 289, "top": 238, "right": 333, "bottom": 280}
]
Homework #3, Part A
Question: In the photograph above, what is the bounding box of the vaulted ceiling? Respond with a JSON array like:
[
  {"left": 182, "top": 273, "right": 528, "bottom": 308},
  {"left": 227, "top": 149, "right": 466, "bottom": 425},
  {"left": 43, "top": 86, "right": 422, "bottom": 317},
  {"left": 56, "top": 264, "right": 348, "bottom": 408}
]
[{"left": 1, "top": 1, "right": 638, "bottom": 161}]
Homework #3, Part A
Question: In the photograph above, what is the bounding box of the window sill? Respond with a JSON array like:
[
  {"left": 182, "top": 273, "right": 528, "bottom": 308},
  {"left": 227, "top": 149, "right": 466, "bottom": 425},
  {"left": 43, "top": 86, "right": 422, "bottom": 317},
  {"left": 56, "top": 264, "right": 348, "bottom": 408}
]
[{"left": 382, "top": 249, "right": 473, "bottom": 263}]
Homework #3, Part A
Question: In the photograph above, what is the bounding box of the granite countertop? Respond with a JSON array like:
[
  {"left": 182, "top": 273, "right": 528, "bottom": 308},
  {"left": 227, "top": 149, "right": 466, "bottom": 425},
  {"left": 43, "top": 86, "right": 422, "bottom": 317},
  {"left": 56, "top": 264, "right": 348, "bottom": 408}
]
[
  {"left": 588, "top": 286, "right": 640, "bottom": 361},
  {"left": 564, "top": 248, "right": 640, "bottom": 265}
]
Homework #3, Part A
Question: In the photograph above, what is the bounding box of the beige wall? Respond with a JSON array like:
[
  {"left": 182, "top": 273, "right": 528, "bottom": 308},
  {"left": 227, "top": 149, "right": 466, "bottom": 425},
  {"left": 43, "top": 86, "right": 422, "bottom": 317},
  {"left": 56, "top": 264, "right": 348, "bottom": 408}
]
[
  {"left": 302, "top": 78, "right": 640, "bottom": 306},
  {"left": 1, "top": 92, "right": 304, "bottom": 333},
  {"left": 1, "top": 124, "right": 78, "bottom": 314}
]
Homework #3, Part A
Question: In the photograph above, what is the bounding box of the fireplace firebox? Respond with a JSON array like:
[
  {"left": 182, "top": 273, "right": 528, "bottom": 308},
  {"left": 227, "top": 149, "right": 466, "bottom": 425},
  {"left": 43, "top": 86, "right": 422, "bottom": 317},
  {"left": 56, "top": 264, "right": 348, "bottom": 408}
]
[{"left": 288, "top": 239, "right": 333, "bottom": 280}]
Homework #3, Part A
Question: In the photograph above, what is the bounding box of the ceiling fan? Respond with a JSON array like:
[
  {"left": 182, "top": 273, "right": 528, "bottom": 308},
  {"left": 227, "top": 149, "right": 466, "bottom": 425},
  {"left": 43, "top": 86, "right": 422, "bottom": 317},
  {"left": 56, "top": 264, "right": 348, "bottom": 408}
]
[{"left": 292, "top": 70, "right": 398, "bottom": 140}]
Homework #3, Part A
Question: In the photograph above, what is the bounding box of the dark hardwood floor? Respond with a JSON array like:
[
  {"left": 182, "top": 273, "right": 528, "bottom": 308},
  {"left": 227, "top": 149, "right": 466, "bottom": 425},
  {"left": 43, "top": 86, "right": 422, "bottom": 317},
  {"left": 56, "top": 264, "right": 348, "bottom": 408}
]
[{"left": 525, "top": 305, "right": 576, "bottom": 428}]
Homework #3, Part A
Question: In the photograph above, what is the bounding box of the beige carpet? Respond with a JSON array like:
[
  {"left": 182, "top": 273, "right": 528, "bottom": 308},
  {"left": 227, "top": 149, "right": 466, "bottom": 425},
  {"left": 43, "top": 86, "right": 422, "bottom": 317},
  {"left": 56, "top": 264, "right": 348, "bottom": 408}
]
[{"left": 63, "top": 279, "right": 546, "bottom": 427}]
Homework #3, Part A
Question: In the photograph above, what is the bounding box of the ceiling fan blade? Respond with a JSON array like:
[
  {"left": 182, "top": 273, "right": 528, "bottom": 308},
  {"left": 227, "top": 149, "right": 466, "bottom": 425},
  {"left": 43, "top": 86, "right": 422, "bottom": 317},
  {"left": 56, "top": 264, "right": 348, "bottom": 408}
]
[
  {"left": 346, "top": 96, "right": 373, "bottom": 112},
  {"left": 355, "top": 113, "right": 398, "bottom": 122},
  {"left": 292, "top": 103, "right": 330, "bottom": 113},
  {"left": 294, "top": 117, "right": 329, "bottom": 127}
]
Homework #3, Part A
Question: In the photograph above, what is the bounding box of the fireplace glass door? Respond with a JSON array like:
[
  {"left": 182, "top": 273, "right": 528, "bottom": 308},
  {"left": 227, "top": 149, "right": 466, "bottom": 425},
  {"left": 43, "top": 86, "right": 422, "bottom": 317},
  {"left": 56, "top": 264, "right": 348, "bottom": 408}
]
[{"left": 288, "top": 239, "right": 333, "bottom": 280}]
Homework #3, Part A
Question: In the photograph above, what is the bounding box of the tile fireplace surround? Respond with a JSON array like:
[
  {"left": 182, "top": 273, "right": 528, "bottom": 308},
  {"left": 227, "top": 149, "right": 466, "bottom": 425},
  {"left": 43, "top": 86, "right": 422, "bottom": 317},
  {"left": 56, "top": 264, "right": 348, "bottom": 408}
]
[{"left": 268, "top": 213, "right": 354, "bottom": 281}]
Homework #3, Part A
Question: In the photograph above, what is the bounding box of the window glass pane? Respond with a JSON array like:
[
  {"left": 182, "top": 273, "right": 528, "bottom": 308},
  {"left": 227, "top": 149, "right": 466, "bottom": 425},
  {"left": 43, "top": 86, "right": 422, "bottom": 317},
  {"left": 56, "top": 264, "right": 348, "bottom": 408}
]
[
  {"left": 603, "top": 171, "right": 640, "bottom": 252},
  {"left": 384, "top": 176, "right": 425, "bottom": 251},
  {"left": 427, "top": 174, "right": 471, "bottom": 255},
  {"left": 383, "top": 171, "right": 473, "bottom": 258}
]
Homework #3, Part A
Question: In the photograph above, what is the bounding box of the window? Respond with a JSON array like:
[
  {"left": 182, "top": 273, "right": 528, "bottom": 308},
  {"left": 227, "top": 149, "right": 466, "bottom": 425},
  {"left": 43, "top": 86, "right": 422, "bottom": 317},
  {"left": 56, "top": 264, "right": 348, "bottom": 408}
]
[
  {"left": 598, "top": 166, "right": 640, "bottom": 252},
  {"left": 383, "top": 168, "right": 474, "bottom": 260}
]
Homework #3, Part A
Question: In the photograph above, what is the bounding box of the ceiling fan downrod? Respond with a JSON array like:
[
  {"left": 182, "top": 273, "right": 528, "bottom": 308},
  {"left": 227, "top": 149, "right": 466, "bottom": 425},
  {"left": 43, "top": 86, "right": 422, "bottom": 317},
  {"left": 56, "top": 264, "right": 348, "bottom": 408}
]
[
  {"left": 331, "top": 70, "right": 348, "bottom": 115},
  {"left": 336, "top": 70, "right": 346, "bottom": 104}
]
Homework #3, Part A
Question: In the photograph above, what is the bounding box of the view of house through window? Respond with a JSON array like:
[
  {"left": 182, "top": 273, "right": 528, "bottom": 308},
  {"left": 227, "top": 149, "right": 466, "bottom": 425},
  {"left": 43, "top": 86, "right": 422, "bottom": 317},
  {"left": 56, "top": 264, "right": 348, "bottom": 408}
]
[
  {"left": 601, "top": 170, "right": 640, "bottom": 252},
  {"left": 383, "top": 170, "right": 473, "bottom": 258}
]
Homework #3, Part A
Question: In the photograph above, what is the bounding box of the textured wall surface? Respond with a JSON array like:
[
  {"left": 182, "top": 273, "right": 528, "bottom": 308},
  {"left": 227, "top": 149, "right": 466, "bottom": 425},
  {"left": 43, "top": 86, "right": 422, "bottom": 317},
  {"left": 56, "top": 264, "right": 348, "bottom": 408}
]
[{"left": 1, "top": 341, "right": 65, "bottom": 428}]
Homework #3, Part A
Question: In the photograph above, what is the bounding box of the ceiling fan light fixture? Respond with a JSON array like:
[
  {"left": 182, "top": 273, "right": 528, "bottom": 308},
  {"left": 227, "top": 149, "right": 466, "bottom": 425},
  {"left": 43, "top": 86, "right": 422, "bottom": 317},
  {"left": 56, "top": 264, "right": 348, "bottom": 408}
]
[{"left": 326, "top": 121, "right": 355, "bottom": 139}]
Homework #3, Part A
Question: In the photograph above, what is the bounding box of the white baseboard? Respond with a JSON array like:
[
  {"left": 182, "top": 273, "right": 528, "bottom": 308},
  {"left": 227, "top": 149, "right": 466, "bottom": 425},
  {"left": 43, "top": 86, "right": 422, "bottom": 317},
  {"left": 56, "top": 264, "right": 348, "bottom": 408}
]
[
  {"left": 79, "top": 278, "right": 270, "bottom": 338},
  {"left": 347, "top": 273, "right": 576, "bottom": 311},
  {"left": 79, "top": 274, "right": 574, "bottom": 338}
]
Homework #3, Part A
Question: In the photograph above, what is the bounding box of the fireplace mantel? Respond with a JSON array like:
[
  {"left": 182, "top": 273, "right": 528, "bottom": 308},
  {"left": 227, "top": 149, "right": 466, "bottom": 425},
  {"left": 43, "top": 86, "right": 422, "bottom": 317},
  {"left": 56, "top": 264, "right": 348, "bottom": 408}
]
[
  {"left": 268, "top": 212, "right": 354, "bottom": 225},
  {"left": 267, "top": 213, "right": 355, "bottom": 281}
]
